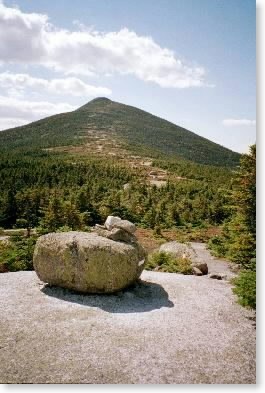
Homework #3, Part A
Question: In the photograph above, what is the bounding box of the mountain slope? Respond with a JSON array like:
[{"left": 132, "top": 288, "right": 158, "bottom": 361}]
[{"left": 0, "top": 97, "right": 240, "bottom": 167}]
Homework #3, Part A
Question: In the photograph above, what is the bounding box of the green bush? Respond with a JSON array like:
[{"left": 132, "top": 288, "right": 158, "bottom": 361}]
[
  {"left": 207, "top": 235, "right": 228, "bottom": 257},
  {"left": 232, "top": 270, "right": 256, "bottom": 309},
  {"left": 146, "top": 251, "right": 193, "bottom": 274},
  {"left": 228, "top": 233, "right": 256, "bottom": 267},
  {"left": 0, "top": 241, "right": 10, "bottom": 272},
  {"left": 0, "top": 235, "right": 37, "bottom": 272}
]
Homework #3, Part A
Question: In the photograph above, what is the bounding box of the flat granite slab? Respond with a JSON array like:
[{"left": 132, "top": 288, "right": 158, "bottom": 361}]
[{"left": 0, "top": 270, "right": 255, "bottom": 384}]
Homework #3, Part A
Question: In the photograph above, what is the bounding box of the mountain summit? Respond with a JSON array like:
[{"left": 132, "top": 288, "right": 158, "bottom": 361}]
[
  {"left": 0, "top": 98, "right": 240, "bottom": 167},
  {"left": 78, "top": 97, "right": 112, "bottom": 110}
]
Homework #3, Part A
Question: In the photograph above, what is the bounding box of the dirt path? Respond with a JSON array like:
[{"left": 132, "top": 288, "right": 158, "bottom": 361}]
[
  {"left": 0, "top": 267, "right": 255, "bottom": 384},
  {"left": 191, "top": 242, "right": 237, "bottom": 279}
]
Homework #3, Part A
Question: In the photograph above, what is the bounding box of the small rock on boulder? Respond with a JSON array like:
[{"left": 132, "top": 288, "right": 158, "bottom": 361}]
[
  {"left": 95, "top": 226, "right": 136, "bottom": 243},
  {"left": 114, "top": 220, "right": 136, "bottom": 234},
  {"left": 105, "top": 216, "right": 121, "bottom": 231},
  {"left": 104, "top": 216, "right": 136, "bottom": 234},
  {"left": 33, "top": 231, "right": 147, "bottom": 293}
]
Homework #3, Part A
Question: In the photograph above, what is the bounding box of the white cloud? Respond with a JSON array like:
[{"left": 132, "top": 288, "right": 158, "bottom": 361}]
[
  {"left": 0, "top": 2, "right": 210, "bottom": 88},
  {"left": 0, "top": 117, "right": 28, "bottom": 130},
  {"left": 0, "top": 71, "right": 112, "bottom": 97},
  {"left": 0, "top": 95, "right": 77, "bottom": 130},
  {"left": 222, "top": 119, "right": 256, "bottom": 127}
]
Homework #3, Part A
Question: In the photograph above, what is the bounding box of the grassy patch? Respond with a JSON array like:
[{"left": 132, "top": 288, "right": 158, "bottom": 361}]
[{"left": 145, "top": 251, "right": 193, "bottom": 274}]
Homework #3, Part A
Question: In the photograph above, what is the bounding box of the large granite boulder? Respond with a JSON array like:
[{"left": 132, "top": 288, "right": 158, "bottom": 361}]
[
  {"left": 33, "top": 231, "right": 147, "bottom": 293},
  {"left": 159, "top": 241, "right": 208, "bottom": 275}
]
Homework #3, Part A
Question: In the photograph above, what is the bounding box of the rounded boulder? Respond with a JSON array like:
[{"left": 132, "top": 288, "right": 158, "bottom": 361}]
[
  {"left": 33, "top": 232, "right": 147, "bottom": 293},
  {"left": 159, "top": 241, "right": 197, "bottom": 260}
]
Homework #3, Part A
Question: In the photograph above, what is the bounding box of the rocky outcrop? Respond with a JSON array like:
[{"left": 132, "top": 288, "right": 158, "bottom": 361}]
[
  {"left": 33, "top": 217, "right": 147, "bottom": 293},
  {"left": 159, "top": 241, "right": 208, "bottom": 276},
  {"left": 94, "top": 226, "right": 137, "bottom": 243},
  {"left": 104, "top": 216, "right": 136, "bottom": 234},
  {"left": 93, "top": 216, "right": 138, "bottom": 243},
  {"left": 159, "top": 241, "right": 197, "bottom": 260}
]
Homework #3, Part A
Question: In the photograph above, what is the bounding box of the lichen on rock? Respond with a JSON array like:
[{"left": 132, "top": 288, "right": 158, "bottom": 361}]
[{"left": 33, "top": 217, "right": 146, "bottom": 293}]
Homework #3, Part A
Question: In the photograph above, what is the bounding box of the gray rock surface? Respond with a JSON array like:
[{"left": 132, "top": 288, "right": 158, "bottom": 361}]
[
  {"left": 105, "top": 215, "right": 121, "bottom": 231},
  {"left": 114, "top": 219, "right": 136, "bottom": 234},
  {"left": 107, "top": 227, "right": 136, "bottom": 243},
  {"left": 33, "top": 231, "right": 146, "bottom": 293},
  {"left": 159, "top": 241, "right": 208, "bottom": 275},
  {"left": 94, "top": 227, "right": 136, "bottom": 243},
  {"left": 104, "top": 216, "right": 136, "bottom": 234},
  {"left": 159, "top": 241, "right": 197, "bottom": 260},
  {"left": 192, "top": 266, "right": 203, "bottom": 276},
  {"left": 209, "top": 272, "right": 227, "bottom": 280},
  {"left": 192, "top": 261, "right": 208, "bottom": 275},
  {"left": 0, "top": 270, "right": 255, "bottom": 384}
]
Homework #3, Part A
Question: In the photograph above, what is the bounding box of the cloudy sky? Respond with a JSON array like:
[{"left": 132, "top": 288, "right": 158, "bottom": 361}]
[{"left": 0, "top": 0, "right": 256, "bottom": 153}]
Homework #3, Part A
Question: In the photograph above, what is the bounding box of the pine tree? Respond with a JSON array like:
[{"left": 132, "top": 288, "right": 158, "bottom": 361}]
[
  {"left": 63, "top": 201, "right": 83, "bottom": 230},
  {"left": 16, "top": 191, "right": 40, "bottom": 236},
  {"left": 212, "top": 145, "right": 256, "bottom": 266},
  {"left": 0, "top": 190, "right": 17, "bottom": 228},
  {"left": 39, "top": 194, "right": 64, "bottom": 232}
]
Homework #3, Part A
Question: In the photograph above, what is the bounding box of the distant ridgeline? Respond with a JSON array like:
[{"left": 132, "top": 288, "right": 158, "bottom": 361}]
[{"left": 0, "top": 97, "right": 240, "bottom": 168}]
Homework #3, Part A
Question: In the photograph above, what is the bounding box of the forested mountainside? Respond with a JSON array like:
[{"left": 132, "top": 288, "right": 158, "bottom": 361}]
[
  {"left": 0, "top": 97, "right": 240, "bottom": 232},
  {"left": 0, "top": 150, "right": 232, "bottom": 231},
  {"left": 0, "top": 97, "right": 240, "bottom": 167}
]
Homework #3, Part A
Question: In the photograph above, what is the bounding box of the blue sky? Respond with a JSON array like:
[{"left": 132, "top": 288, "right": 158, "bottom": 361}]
[{"left": 0, "top": 0, "right": 256, "bottom": 152}]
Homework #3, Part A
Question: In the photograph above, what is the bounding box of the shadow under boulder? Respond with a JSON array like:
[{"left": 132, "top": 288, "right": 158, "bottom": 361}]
[{"left": 41, "top": 279, "right": 174, "bottom": 314}]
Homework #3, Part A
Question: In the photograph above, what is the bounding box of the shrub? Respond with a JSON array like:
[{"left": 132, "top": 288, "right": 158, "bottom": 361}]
[
  {"left": 0, "top": 235, "right": 37, "bottom": 272},
  {"left": 0, "top": 241, "right": 10, "bottom": 272},
  {"left": 228, "top": 233, "right": 256, "bottom": 267},
  {"left": 153, "top": 225, "right": 162, "bottom": 238},
  {"left": 232, "top": 270, "right": 256, "bottom": 309},
  {"left": 207, "top": 235, "right": 228, "bottom": 257},
  {"left": 56, "top": 225, "right": 72, "bottom": 232},
  {"left": 146, "top": 251, "right": 193, "bottom": 274}
]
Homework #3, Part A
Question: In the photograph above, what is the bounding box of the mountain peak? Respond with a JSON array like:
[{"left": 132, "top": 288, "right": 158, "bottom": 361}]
[
  {"left": 90, "top": 97, "right": 111, "bottom": 104},
  {"left": 0, "top": 96, "right": 240, "bottom": 167},
  {"left": 77, "top": 97, "right": 112, "bottom": 111}
]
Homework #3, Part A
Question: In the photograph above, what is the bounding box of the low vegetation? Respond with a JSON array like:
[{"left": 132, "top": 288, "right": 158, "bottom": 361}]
[
  {"left": 232, "top": 268, "right": 256, "bottom": 310},
  {"left": 0, "top": 235, "right": 37, "bottom": 272},
  {"left": 145, "top": 251, "right": 193, "bottom": 274}
]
